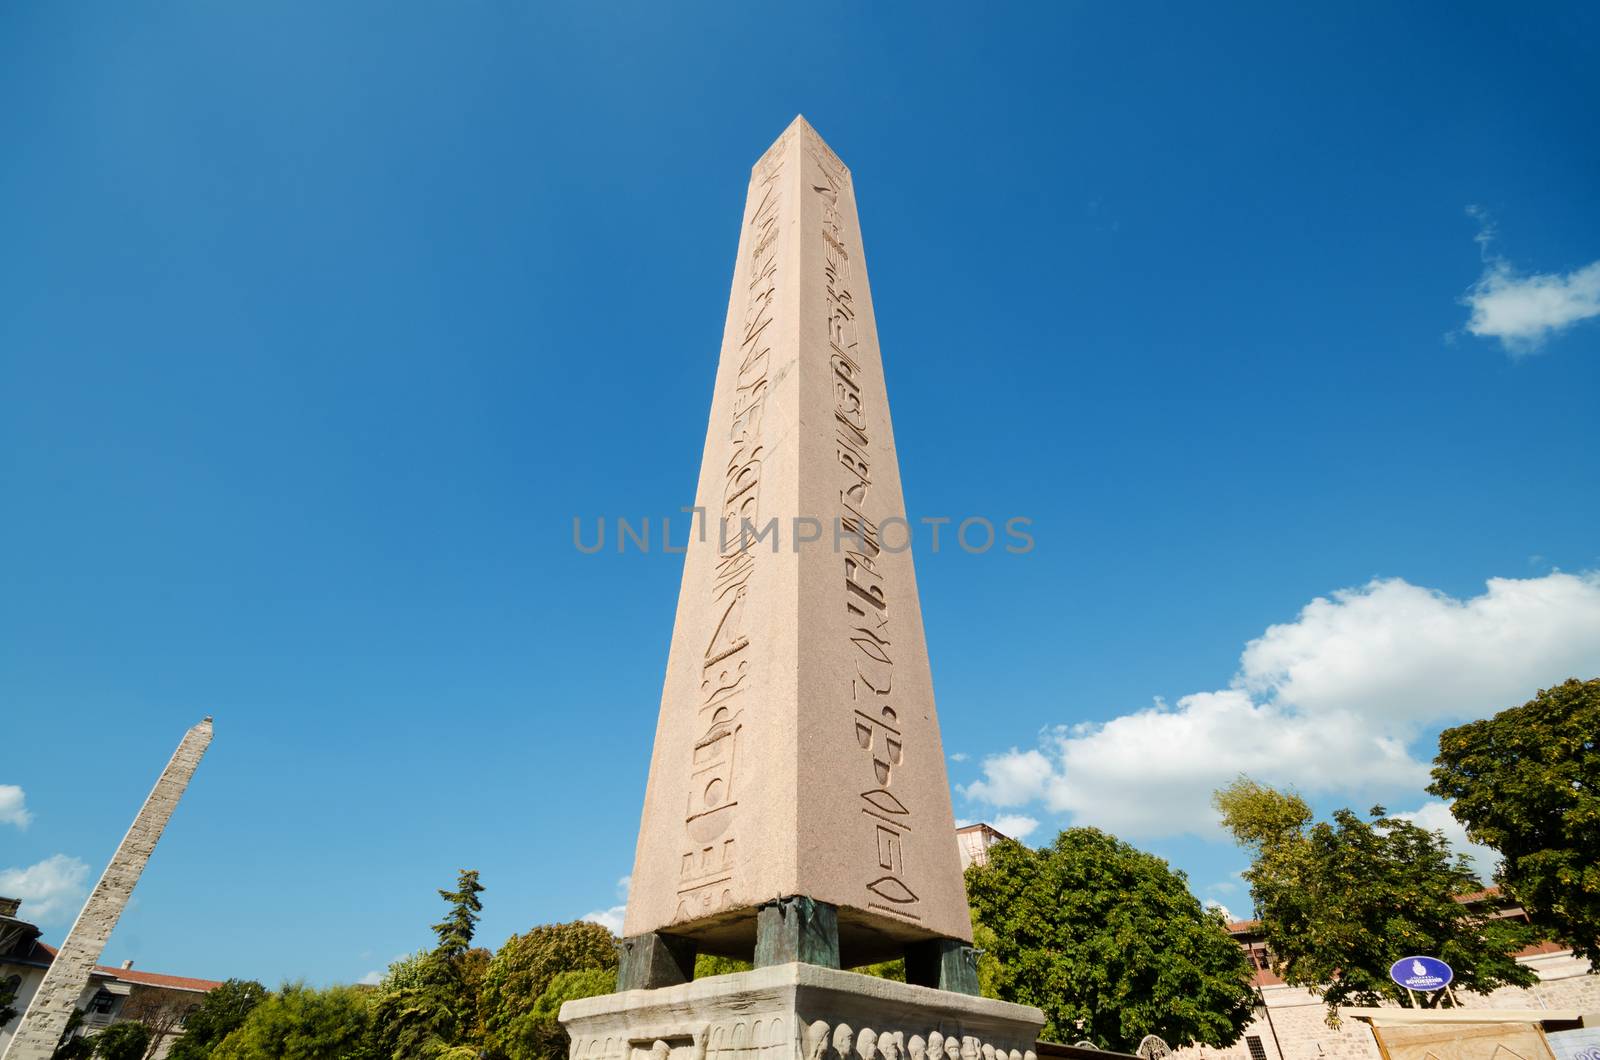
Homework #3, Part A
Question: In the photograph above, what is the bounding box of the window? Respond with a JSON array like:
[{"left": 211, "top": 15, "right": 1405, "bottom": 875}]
[
  {"left": 1245, "top": 1036, "right": 1268, "bottom": 1060},
  {"left": 88, "top": 989, "right": 117, "bottom": 1015}
]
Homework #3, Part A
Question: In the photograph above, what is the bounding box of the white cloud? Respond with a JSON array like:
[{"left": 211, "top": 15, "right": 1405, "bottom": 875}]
[
  {"left": 963, "top": 748, "right": 1054, "bottom": 806},
  {"left": 1203, "top": 899, "right": 1235, "bottom": 922},
  {"left": 1461, "top": 213, "right": 1600, "bottom": 353},
  {"left": 0, "top": 786, "right": 30, "bottom": 829},
  {"left": 358, "top": 969, "right": 384, "bottom": 986},
  {"left": 964, "top": 572, "right": 1600, "bottom": 839},
  {"left": 1465, "top": 261, "right": 1600, "bottom": 352},
  {"left": 1239, "top": 574, "right": 1600, "bottom": 721},
  {"left": 1396, "top": 800, "right": 1501, "bottom": 882},
  {"left": 949, "top": 752, "right": 970, "bottom": 763},
  {"left": 0, "top": 855, "right": 90, "bottom": 924},
  {"left": 990, "top": 814, "right": 1041, "bottom": 842},
  {"left": 580, "top": 875, "right": 632, "bottom": 935},
  {"left": 581, "top": 905, "right": 626, "bottom": 934}
]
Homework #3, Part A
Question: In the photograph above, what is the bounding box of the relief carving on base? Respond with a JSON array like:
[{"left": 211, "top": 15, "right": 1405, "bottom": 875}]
[{"left": 573, "top": 1017, "right": 1034, "bottom": 1060}]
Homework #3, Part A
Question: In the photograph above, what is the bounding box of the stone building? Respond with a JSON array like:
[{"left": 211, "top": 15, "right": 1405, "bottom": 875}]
[
  {"left": 957, "top": 823, "right": 1012, "bottom": 870},
  {"left": 0, "top": 898, "right": 221, "bottom": 1060}
]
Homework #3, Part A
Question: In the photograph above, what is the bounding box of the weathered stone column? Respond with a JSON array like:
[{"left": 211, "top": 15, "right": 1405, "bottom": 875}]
[{"left": 1, "top": 718, "right": 213, "bottom": 1060}]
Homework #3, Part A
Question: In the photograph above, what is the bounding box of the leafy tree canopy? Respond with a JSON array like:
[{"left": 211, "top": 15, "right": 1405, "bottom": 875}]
[
  {"left": 966, "top": 828, "right": 1255, "bottom": 1051},
  {"left": 1429, "top": 677, "right": 1600, "bottom": 968},
  {"left": 209, "top": 984, "right": 376, "bottom": 1060},
  {"left": 479, "top": 921, "right": 616, "bottom": 1060},
  {"left": 369, "top": 982, "right": 462, "bottom": 1060},
  {"left": 89, "top": 1021, "right": 149, "bottom": 1060},
  {"left": 374, "top": 952, "right": 433, "bottom": 996},
  {"left": 694, "top": 954, "right": 751, "bottom": 978},
  {"left": 1, "top": 973, "right": 18, "bottom": 1030},
  {"left": 50, "top": 1008, "right": 91, "bottom": 1060},
  {"left": 503, "top": 968, "right": 618, "bottom": 1060},
  {"left": 1215, "top": 777, "right": 1538, "bottom": 1015},
  {"left": 971, "top": 911, "right": 1004, "bottom": 1000},
  {"left": 167, "top": 978, "right": 269, "bottom": 1060}
]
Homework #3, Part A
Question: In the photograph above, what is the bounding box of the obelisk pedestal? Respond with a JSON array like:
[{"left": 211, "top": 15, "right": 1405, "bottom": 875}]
[
  {"left": 563, "top": 115, "right": 1044, "bottom": 1059},
  {"left": 562, "top": 964, "right": 1043, "bottom": 1060}
]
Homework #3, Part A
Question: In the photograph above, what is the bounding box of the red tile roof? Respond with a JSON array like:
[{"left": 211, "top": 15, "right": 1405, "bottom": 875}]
[
  {"left": 106, "top": 968, "right": 222, "bottom": 992},
  {"left": 34, "top": 942, "right": 222, "bottom": 993}
]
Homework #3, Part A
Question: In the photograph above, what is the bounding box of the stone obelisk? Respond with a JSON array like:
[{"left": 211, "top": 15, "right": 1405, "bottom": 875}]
[
  {"left": 2, "top": 718, "right": 213, "bottom": 1060},
  {"left": 563, "top": 117, "right": 1042, "bottom": 1060},
  {"left": 620, "top": 114, "right": 971, "bottom": 984}
]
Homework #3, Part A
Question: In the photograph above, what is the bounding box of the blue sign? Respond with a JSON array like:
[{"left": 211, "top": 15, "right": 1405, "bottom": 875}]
[{"left": 1389, "top": 955, "right": 1454, "bottom": 991}]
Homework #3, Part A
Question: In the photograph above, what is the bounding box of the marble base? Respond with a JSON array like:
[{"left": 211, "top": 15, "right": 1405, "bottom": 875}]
[{"left": 560, "top": 962, "right": 1044, "bottom": 1060}]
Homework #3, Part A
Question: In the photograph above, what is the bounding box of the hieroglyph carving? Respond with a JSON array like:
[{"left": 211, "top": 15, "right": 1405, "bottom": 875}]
[
  {"left": 805, "top": 127, "right": 919, "bottom": 922},
  {"left": 675, "top": 131, "right": 790, "bottom": 925}
]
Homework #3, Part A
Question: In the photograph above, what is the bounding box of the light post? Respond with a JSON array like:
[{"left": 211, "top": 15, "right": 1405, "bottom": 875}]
[{"left": 1253, "top": 986, "right": 1286, "bottom": 1060}]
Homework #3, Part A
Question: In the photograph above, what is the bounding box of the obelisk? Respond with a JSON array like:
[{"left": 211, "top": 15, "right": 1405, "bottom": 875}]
[
  {"left": 2, "top": 718, "right": 213, "bottom": 1060},
  {"left": 563, "top": 118, "right": 1043, "bottom": 1060},
  {"left": 620, "top": 115, "right": 969, "bottom": 984}
]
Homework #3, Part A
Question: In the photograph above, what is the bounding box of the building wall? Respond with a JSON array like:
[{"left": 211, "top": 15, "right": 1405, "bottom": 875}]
[{"left": 957, "top": 825, "right": 1008, "bottom": 870}]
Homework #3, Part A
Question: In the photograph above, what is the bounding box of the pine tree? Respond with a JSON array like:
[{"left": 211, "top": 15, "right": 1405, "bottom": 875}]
[{"left": 432, "top": 870, "right": 485, "bottom": 959}]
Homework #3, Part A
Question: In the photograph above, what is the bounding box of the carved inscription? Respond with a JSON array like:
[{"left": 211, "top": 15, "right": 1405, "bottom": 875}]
[
  {"left": 675, "top": 132, "right": 788, "bottom": 924},
  {"left": 809, "top": 140, "right": 921, "bottom": 921}
]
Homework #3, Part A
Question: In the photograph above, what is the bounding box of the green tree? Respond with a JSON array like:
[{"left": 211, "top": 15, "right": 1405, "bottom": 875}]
[
  {"left": 369, "top": 870, "right": 490, "bottom": 1060},
  {"left": 1, "top": 973, "right": 18, "bottom": 1030},
  {"left": 508, "top": 968, "right": 618, "bottom": 1060},
  {"left": 478, "top": 921, "right": 617, "bottom": 1060},
  {"left": 166, "top": 979, "right": 269, "bottom": 1060},
  {"left": 1215, "top": 777, "right": 1538, "bottom": 1016},
  {"left": 852, "top": 958, "right": 906, "bottom": 982},
  {"left": 432, "top": 870, "right": 485, "bottom": 961},
  {"left": 373, "top": 952, "right": 433, "bottom": 996},
  {"left": 971, "top": 911, "right": 1003, "bottom": 1000},
  {"left": 1429, "top": 677, "right": 1600, "bottom": 968},
  {"left": 210, "top": 984, "right": 375, "bottom": 1060},
  {"left": 693, "top": 954, "right": 751, "bottom": 978},
  {"left": 965, "top": 829, "right": 1254, "bottom": 1051},
  {"left": 88, "top": 1022, "right": 150, "bottom": 1060},
  {"left": 369, "top": 985, "right": 459, "bottom": 1060},
  {"left": 50, "top": 1009, "right": 93, "bottom": 1060}
]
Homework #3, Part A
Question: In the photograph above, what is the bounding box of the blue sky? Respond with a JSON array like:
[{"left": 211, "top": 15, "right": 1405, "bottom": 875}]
[{"left": 2, "top": 2, "right": 1598, "bottom": 986}]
